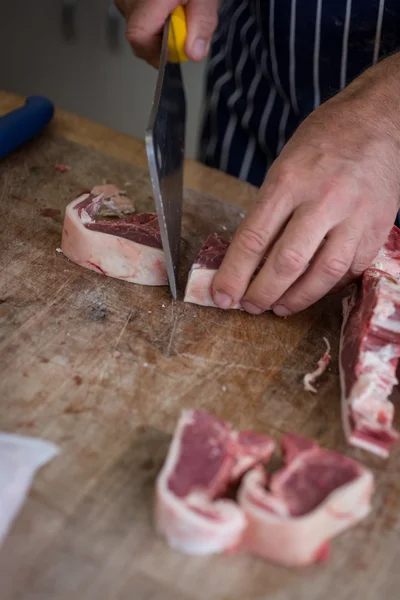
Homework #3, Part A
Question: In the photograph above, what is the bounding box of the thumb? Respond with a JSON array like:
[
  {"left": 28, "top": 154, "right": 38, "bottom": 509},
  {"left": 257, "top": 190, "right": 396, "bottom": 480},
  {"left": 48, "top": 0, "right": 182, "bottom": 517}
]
[
  {"left": 124, "top": 0, "right": 180, "bottom": 68},
  {"left": 185, "top": 0, "right": 219, "bottom": 62}
]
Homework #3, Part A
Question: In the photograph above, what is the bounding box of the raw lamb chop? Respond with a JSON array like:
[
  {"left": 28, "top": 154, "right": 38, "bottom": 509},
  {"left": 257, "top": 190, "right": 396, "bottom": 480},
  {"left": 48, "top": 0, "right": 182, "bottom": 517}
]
[
  {"left": 238, "top": 433, "right": 374, "bottom": 567},
  {"left": 340, "top": 225, "right": 400, "bottom": 458},
  {"left": 184, "top": 235, "right": 268, "bottom": 308},
  {"left": 183, "top": 236, "right": 241, "bottom": 308},
  {"left": 155, "top": 409, "right": 275, "bottom": 555},
  {"left": 61, "top": 190, "right": 167, "bottom": 285}
]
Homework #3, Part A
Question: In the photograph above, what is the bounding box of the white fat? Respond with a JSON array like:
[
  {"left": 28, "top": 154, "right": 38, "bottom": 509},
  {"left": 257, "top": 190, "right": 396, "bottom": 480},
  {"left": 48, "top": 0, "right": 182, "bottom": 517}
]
[
  {"left": 361, "top": 345, "right": 399, "bottom": 367},
  {"left": 374, "top": 317, "right": 400, "bottom": 334},
  {"left": 374, "top": 297, "right": 396, "bottom": 320},
  {"left": 80, "top": 209, "right": 93, "bottom": 224},
  {"left": 349, "top": 345, "right": 398, "bottom": 421},
  {"left": 350, "top": 375, "right": 395, "bottom": 420},
  {"left": 371, "top": 278, "right": 400, "bottom": 332},
  {"left": 373, "top": 251, "right": 400, "bottom": 280}
]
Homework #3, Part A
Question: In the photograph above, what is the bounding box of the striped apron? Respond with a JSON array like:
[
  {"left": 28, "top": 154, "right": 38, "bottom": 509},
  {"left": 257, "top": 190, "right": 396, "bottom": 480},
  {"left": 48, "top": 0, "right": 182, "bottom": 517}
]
[{"left": 199, "top": 0, "right": 400, "bottom": 190}]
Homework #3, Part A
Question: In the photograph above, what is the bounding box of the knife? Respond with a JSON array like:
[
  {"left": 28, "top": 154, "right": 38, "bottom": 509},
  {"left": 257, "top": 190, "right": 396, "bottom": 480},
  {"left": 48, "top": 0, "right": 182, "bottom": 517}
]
[
  {"left": 0, "top": 96, "right": 54, "bottom": 159},
  {"left": 145, "top": 6, "right": 187, "bottom": 300}
]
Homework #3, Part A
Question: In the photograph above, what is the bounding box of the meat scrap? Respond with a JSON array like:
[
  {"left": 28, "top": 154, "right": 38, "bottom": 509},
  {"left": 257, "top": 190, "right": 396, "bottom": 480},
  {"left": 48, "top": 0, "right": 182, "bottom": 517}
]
[
  {"left": 54, "top": 164, "right": 70, "bottom": 172},
  {"left": 184, "top": 235, "right": 265, "bottom": 308},
  {"left": 340, "top": 225, "right": 400, "bottom": 458},
  {"left": 155, "top": 409, "right": 275, "bottom": 555},
  {"left": 156, "top": 411, "right": 373, "bottom": 567},
  {"left": 61, "top": 191, "right": 167, "bottom": 285},
  {"left": 183, "top": 236, "right": 240, "bottom": 308},
  {"left": 303, "top": 337, "right": 331, "bottom": 393},
  {"left": 238, "top": 433, "right": 373, "bottom": 567}
]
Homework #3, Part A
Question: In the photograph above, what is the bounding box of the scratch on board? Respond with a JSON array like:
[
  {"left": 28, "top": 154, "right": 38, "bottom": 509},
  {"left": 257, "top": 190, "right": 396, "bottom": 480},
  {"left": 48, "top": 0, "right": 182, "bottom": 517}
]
[
  {"left": 94, "top": 309, "right": 134, "bottom": 389},
  {"left": 179, "top": 352, "right": 266, "bottom": 373},
  {"left": 117, "top": 344, "right": 184, "bottom": 381},
  {"left": 0, "top": 275, "right": 77, "bottom": 351},
  {"left": 155, "top": 362, "right": 229, "bottom": 407},
  {"left": 113, "top": 309, "right": 133, "bottom": 351},
  {"left": 166, "top": 316, "right": 179, "bottom": 357}
]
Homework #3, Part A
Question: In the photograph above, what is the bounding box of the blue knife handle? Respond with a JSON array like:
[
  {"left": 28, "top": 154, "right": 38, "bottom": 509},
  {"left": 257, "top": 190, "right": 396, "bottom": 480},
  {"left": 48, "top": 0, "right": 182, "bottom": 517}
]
[{"left": 0, "top": 96, "right": 54, "bottom": 159}]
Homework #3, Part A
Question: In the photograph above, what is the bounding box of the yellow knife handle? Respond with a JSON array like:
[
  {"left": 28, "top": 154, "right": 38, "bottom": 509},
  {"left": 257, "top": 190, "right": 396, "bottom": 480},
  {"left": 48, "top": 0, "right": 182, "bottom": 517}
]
[{"left": 168, "top": 5, "right": 188, "bottom": 63}]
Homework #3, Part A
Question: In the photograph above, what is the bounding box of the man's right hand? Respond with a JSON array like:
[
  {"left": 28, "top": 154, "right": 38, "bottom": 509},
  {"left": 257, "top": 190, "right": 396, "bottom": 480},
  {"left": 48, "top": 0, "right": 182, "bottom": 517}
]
[{"left": 115, "top": 0, "right": 218, "bottom": 68}]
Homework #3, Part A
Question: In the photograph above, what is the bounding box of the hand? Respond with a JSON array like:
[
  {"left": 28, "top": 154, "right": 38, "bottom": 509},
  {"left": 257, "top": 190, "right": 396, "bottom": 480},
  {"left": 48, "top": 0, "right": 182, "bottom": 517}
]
[
  {"left": 211, "top": 52, "right": 400, "bottom": 316},
  {"left": 115, "top": 0, "right": 218, "bottom": 67}
]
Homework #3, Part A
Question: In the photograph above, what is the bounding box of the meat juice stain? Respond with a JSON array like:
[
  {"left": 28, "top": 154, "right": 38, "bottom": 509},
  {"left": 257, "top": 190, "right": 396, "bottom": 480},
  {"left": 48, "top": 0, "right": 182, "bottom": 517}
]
[
  {"left": 87, "top": 261, "right": 107, "bottom": 276},
  {"left": 53, "top": 164, "right": 70, "bottom": 172},
  {"left": 64, "top": 405, "right": 88, "bottom": 414},
  {"left": 0, "top": 306, "right": 9, "bottom": 318},
  {"left": 140, "top": 457, "right": 155, "bottom": 471},
  {"left": 18, "top": 420, "right": 35, "bottom": 428},
  {"left": 40, "top": 208, "right": 61, "bottom": 221},
  {"left": 313, "top": 541, "right": 330, "bottom": 563}
]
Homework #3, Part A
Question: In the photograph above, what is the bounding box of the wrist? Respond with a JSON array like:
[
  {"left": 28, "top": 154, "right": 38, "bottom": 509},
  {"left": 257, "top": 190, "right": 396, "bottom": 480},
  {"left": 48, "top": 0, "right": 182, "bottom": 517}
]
[{"left": 337, "top": 52, "right": 400, "bottom": 146}]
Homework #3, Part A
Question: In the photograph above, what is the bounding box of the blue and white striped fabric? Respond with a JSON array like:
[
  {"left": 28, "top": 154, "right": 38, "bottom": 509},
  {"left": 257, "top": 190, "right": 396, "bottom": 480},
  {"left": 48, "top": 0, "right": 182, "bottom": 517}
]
[{"left": 199, "top": 0, "right": 400, "bottom": 189}]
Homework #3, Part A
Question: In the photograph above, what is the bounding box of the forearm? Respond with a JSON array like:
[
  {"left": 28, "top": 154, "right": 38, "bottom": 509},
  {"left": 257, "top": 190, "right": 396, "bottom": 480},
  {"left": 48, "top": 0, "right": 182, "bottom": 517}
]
[{"left": 331, "top": 51, "right": 400, "bottom": 144}]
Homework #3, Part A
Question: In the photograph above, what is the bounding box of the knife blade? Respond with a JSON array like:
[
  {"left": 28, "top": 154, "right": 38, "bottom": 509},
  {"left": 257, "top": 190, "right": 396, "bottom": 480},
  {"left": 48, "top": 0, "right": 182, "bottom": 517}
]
[{"left": 145, "top": 10, "right": 187, "bottom": 300}]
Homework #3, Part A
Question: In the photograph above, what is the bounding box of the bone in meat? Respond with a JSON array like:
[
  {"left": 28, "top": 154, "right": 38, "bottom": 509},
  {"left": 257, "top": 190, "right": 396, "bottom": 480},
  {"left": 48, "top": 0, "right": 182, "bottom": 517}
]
[
  {"left": 61, "top": 191, "right": 167, "bottom": 285},
  {"left": 155, "top": 409, "right": 275, "bottom": 555},
  {"left": 238, "top": 432, "right": 374, "bottom": 567},
  {"left": 339, "top": 225, "right": 400, "bottom": 458},
  {"left": 184, "top": 235, "right": 266, "bottom": 309}
]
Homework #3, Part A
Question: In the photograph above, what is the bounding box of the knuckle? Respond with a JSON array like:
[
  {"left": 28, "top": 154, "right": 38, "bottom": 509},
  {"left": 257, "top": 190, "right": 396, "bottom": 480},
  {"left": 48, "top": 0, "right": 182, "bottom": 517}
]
[
  {"left": 213, "top": 277, "right": 240, "bottom": 298},
  {"left": 320, "top": 256, "right": 349, "bottom": 279},
  {"left": 280, "top": 285, "right": 322, "bottom": 313},
  {"left": 126, "top": 24, "right": 147, "bottom": 47},
  {"left": 126, "top": 27, "right": 140, "bottom": 47},
  {"left": 249, "top": 290, "right": 273, "bottom": 309},
  {"left": 284, "top": 294, "right": 311, "bottom": 313},
  {"left": 237, "top": 227, "right": 267, "bottom": 258},
  {"left": 271, "top": 162, "right": 298, "bottom": 192},
  {"left": 274, "top": 246, "right": 306, "bottom": 276},
  {"left": 196, "top": 14, "right": 218, "bottom": 33},
  {"left": 213, "top": 267, "right": 248, "bottom": 297}
]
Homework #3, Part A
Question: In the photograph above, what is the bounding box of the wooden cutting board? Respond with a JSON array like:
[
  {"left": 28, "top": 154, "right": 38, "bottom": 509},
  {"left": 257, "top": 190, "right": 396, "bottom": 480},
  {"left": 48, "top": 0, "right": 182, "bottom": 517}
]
[{"left": 0, "top": 132, "right": 399, "bottom": 600}]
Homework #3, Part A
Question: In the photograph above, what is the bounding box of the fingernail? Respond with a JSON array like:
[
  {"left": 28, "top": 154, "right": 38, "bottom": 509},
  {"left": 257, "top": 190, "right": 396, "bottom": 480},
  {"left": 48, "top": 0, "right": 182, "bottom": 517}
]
[
  {"left": 192, "top": 38, "right": 208, "bottom": 60},
  {"left": 213, "top": 291, "right": 233, "bottom": 309},
  {"left": 273, "top": 305, "right": 291, "bottom": 317},
  {"left": 241, "top": 301, "right": 264, "bottom": 315}
]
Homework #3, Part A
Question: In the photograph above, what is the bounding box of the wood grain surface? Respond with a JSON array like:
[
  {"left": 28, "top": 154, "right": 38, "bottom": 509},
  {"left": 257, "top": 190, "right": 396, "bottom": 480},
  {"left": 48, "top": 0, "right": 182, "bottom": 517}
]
[
  {"left": 0, "top": 91, "right": 258, "bottom": 210},
  {"left": 0, "top": 98, "right": 400, "bottom": 600}
]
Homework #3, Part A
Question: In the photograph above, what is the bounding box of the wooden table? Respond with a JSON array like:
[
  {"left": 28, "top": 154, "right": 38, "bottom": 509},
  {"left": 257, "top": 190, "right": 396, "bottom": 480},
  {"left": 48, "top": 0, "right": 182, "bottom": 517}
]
[{"left": 0, "top": 91, "right": 399, "bottom": 600}]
